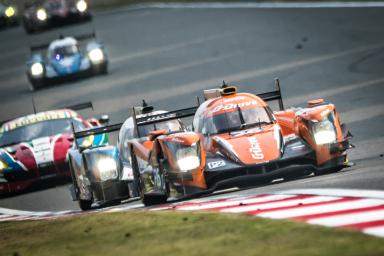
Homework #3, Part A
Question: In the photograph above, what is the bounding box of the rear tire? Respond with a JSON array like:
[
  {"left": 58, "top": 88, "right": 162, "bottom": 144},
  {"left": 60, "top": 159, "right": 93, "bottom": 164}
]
[{"left": 79, "top": 199, "right": 93, "bottom": 211}]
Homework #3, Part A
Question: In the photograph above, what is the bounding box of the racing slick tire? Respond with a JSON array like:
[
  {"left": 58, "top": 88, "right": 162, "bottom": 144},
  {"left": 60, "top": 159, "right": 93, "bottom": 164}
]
[
  {"left": 23, "top": 19, "right": 37, "bottom": 34},
  {"left": 29, "top": 78, "right": 45, "bottom": 91},
  {"left": 79, "top": 199, "right": 93, "bottom": 211},
  {"left": 142, "top": 193, "right": 168, "bottom": 207}
]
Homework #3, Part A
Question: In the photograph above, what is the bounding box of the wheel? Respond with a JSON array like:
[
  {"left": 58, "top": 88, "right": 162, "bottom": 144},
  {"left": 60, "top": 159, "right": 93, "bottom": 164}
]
[
  {"left": 29, "top": 78, "right": 45, "bottom": 91},
  {"left": 99, "top": 62, "right": 108, "bottom": 75},
  {"left": 142, "top": 193, "right": 168, "bottom": 206},
  {"left": 23, "top": 20, "right": 35, "bottom": 34},
  {"left": 79, "top": 199, "right": 92, "bottom": 211}
]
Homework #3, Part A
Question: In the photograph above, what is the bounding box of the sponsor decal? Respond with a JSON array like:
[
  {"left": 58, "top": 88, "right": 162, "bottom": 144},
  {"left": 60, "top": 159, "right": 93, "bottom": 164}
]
[
  {"left": 212, "top": 100, "right": 258, "bottom": 113},
  {"left": 248, "top": 137, "right": 264, "bottom": 160},
  {"left": 2, "top": 111, "right": 75, "bottom": 131},
  {"left": 33, "top": 137, "right": 54, "bottom": 165},
  {"left": 207, "top": 160, "right": 226, "bottom": 169}
]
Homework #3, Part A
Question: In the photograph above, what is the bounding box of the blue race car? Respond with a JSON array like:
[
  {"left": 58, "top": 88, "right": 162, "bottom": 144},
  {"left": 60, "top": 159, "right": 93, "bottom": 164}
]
[{"left": 26, "top": 33, "right": 108, "bottom": 91}]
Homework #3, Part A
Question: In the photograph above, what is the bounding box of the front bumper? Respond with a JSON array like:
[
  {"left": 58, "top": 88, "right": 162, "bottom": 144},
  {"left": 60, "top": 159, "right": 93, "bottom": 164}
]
[
  {"left": 91, "top": 180, "right": 130, "bottom": 204},
  {"left": 29, "top": 61, "right": 107, "bottom": 85},
  {"left": 204, "top": 137, "right": 317, "bottom": 189}
]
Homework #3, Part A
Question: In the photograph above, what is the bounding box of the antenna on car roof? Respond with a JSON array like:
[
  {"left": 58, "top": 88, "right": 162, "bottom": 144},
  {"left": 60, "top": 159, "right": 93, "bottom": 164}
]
[{"left": 222, "top": 80, "right": 228, "bottom": 88}]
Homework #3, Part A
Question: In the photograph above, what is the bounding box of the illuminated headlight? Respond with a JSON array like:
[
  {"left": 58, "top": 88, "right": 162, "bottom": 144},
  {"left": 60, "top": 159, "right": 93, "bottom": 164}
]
[
  {"left": 30, "top": 63, "right": 44, "bottom": 76},
  {"left": 97, "top": 158, "right": 118, "bottom": 181},
  {"left": 0, "top": 160, "right": 8, "bottom": 172},
  {"left": 5, "top": 6, "right": 15, "bottom": 18},
  {"left": 88, "top": 48, "right": 104, "bottom": 64},
  {"left": 36, "top": 9, "right": 47, "bottom": 21},
  {"left": 76, "top": 0, "right": 87, "bottom": 13},
  {"left": 176, "top": 144, "right": 200, "bottom": 172},
  {"left": 312, "top": 118, "right": 336, "bottom": 145}
]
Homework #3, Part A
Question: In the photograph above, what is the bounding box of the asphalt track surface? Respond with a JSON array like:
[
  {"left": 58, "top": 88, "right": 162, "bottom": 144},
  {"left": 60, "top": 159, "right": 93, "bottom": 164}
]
[{"left": 0, "top": 5, "right": 383, "bottom": 211}]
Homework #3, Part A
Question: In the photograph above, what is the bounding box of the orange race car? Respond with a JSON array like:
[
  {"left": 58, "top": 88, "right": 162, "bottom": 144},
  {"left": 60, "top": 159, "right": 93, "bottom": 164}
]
[
  {"left": 128, "top": 79, "right": 353, "bottom": 205},
  {"left": 81, "top": 79, "right": 353, "bottom": 206}
]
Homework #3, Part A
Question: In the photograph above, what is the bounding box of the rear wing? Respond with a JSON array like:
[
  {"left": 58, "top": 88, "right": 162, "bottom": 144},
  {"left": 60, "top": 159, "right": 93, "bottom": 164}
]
[
  {"left": 133, "top": 106, "right": 198, "bottom": 137},
  {"left": 256, "top": 78, "right": 284, "bottom": 111},
  {"left": 63, "top": 102, "right": 93, "bottom": 111},
  {"left": 73, "top": 123, "right": 123, "bottom": 140},
  {"left": 30, "top": 32, "right": 96, "bottom": 52},
  {"left": 72, "top": 122, "right": 123, "bottom": 150}
]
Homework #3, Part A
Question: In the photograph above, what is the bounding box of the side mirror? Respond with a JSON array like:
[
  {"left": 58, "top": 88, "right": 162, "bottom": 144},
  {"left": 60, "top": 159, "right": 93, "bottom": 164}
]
[{"left": 99, "top": 114, "right": 109, "bottom": 125}]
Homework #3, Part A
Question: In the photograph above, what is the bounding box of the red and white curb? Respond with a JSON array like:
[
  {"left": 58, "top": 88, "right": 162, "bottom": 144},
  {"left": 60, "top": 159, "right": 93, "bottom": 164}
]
[
  {"left": 1, "top": 189, "right": 384, "bottom": 238},
  {"left": 150, "top": 189, "right": 384, "bottom": 238}
]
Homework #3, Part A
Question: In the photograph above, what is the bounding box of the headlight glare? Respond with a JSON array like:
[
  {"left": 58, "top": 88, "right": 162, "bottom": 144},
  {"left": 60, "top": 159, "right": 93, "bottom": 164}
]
[
  {"left": 177, "top": 156, "right": 200, "bottom": 172},
  {"left": 97, "top": 158, "right": 118, "bottom": 181},
  {"left": 176, "top": 144, "right": 200, "bottom": 172},
  {"left": 312, "top": 117, "right": 336, "bottom": 145},
  {"left": 0, "top": 160, "right": 8, "bottom": 172},
  {"left": 88, "top": 48, "right": 104, "bottom": 64},
  {"left": 5, "top": 6, "right": 15, "bottom": 17},
  {"left": 31, "top": 63, "right": 44, "bottom": 76},
  {"left": 36, "top": 8, "right": 47, "bottom": 21},
  {"left": 76, "top": 0, "right": 87, "bottom": 12}
]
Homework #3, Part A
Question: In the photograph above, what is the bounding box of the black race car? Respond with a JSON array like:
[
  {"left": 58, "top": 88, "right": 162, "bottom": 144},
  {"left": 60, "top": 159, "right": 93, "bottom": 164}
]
[{"left": 22, "top": 0, "right": 91, "bottom": 33}]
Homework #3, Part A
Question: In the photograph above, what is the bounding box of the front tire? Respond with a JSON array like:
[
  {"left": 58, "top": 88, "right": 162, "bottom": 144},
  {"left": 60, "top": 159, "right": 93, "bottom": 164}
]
[
  {"left": 79, "top": 199, "right": 92, "bottom": 211},
  {"left": 29, "top": 78, "right": 45, "bottom": 91},
  {"left": 142, "top": 193, "right": 168, "bottom": 206}
]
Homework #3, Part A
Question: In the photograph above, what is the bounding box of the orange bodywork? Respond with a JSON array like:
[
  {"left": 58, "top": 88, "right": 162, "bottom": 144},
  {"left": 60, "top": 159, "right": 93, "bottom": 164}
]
[{"left": 131, "top": 89, "right": 349, "bottom": 195}]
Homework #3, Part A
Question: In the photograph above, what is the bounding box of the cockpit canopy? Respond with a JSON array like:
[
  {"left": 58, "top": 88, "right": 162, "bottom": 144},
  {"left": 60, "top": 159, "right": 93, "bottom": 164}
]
[
  {"left": 193, "top": 93, "right": 273, "bottom": 135},
  {"left": 47, "top": 37, "right": 79, "bottom": 60}
]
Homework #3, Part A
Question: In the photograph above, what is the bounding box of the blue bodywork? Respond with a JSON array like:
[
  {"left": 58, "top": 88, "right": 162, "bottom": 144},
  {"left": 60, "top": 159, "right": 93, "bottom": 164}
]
[{"left": 50, "top": 53, "right": 82, "bottom": 76}]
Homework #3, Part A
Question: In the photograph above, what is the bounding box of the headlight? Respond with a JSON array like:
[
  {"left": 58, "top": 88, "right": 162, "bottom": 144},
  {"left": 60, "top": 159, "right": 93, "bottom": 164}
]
[
  {"left": 30, "top": 63, "right": 44, "bottom": 76},
  {"left": 76, "top": 0, "right": 87, "bottom": 12},
  {"left": 312, "top": 116, "right": 337, "bottom": 145},
  {"left": 5, "top": 6, "right": 15, "bottom": 17},
  {"left": 0, "top": 160, "right": 8, "bottom": 172},
  {"left": 176, "top": 144, "right": 200, "bottom": 172},
  {"left": 88, "top": 48, "right": 104, "bottom": 64},
  {"left": 97, "top": 158, "right": 118, "bottom": 181},
  {"left": 36, "top": 9, "right": 47, "bottom": 21}
]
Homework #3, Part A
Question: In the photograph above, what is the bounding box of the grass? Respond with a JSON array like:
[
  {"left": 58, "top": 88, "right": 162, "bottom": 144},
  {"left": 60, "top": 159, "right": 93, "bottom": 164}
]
[{"left": 0, "top": 211, "right": 383, "bottom": 256}]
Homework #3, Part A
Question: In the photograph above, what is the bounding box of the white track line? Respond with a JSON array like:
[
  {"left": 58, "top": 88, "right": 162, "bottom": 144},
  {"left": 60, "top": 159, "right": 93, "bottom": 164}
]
[
  {"left": 221, "top": 196, "right": 340, "bottom": 213},
  {"left": 257, "top": 199, "right": 384, "bottom": 219},
  {"left": 145, "top": 2, "right": 384, "bottom": 9},
  {"left": 363, "top": 226, "right": 384, "bottom": 237},
  {"left": 277, "top": 189, "right": 384, "bottom": 199},
  {"left": 308, "top": 210, "right": 384, "bottom": 227},
  {"left": 176, "top": 194, "right": 296, "bottom": 211}
]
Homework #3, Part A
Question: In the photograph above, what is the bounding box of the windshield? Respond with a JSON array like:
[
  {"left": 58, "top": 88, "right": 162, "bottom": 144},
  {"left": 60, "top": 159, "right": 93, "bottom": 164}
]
[
  {"left": 198, "top": 107, "right": 272, "bottom": 135},
  {"left": 0, "top": 118, "right": 85, "bottom": 147},
  {"left": 52, "top": 45, "right": 78, "bottom": 60},
  {"left": 138, "top": 119, "right": 183, "bottom": 138}
]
